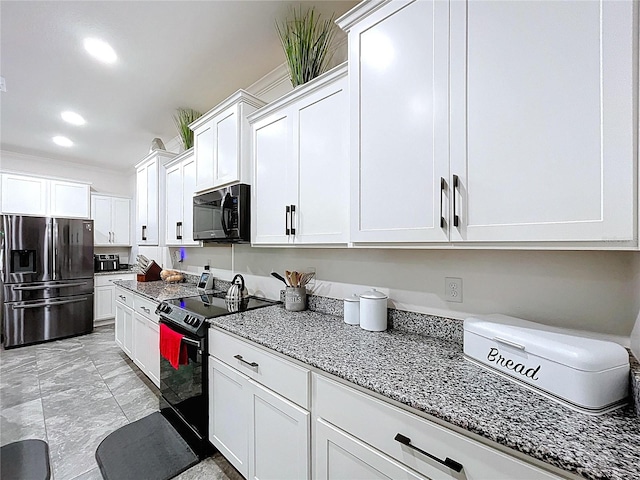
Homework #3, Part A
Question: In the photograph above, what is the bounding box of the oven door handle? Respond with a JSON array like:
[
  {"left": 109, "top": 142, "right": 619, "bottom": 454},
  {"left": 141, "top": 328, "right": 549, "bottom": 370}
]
[{"left": 181, "top": 337, "right": 201, "bottom": 348}]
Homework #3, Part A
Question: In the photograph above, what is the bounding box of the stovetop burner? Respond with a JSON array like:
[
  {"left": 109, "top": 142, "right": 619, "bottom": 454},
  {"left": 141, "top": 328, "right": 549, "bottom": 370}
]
[{"left": 156, "top": 290, "right": 278, "bottom": 337}]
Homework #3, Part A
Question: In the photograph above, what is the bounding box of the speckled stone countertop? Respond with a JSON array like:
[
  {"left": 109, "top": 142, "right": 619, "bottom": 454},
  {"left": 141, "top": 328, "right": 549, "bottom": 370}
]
[
  {"left": 94, "top": 266, "right": 137, "bottom": 276},
  {"left": 208, "top": 305, "right": 640, "bottom": 480},
  {"left": 112, "top": 279, "right": 200, "bottom": 302}
]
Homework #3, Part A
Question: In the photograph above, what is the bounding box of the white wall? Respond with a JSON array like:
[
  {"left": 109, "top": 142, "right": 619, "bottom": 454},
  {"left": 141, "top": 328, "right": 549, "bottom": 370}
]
[
  {"left": 0, "top": 150, "right": 134, "bottom": 197},
  {"left": 169, "top": 245, "right": 638, "bottom": 342}
]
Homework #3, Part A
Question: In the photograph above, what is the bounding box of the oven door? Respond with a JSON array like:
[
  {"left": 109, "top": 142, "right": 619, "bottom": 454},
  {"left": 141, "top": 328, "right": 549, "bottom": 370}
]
[{"left": 159, "top": 320, "right": 207, "bottom": 443}]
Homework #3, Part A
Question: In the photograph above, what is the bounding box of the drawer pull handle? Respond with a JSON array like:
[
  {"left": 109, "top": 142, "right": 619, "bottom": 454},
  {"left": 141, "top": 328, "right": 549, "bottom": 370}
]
[
  {"left": 118, "top": 295, "right": 126, "bottom": 300},
  {"left": 234, "top": 354, "right": 259, "bottom": 370},
  {"left": 141, "top": 306, "right": 150, "bottom": 313},
  {"left": 394, "top": 433, "right": 463, "bottom": 473}
]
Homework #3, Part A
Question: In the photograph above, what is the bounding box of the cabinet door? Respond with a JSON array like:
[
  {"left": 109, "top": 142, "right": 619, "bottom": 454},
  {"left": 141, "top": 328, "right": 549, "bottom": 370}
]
[
  {"left": 295, "top": 76, "right": 349, "bottom": 244},
  {"left": 91, "top": 195, "right": 112, "bottom": 245},
  {"left": 49, "top": 180, "right": 90, "bottom": 218},
  {"left": 111, "top": 197, "right": 131, "bottom": 246},
  {"left": 136, "top": 165, "right": 148, "bottom": 244},
  {"left": 208, "top": 357, "right": 251, "bottom": 479},
  {"left": 315, "top": 419, "right": 426, "bottom": 480},
  {"left": 94, "top": 285, "right": 115, "bottom": 321},
  {"left": 181, "top": 154, "right": 198, "bottom": 245},
  {"left": 195, "top": 122, "right": 215, "bottom": 192},
  {"left": 115, "top": 302, "right": 125, "bottom": 349},
  {"left": 214, "top": 105, "right": 240, "bottom": 187},
  {"left": 350, "top": 0, "right": 450, "bottom": 243},
  {"left": 145, "top": 316, "right": 160, "bottom": 388},
  {"left": 133, "top": 313, "right": 149, "bottom": 372},
  {"left": 115, "top": 302, "right": 133, "bottom": 358},
  {"left": 449, "top": 0, "right": 635, "bottom": 243},
  {"left": 165, "top": 162, "right": 183, "bottom": 245},
  {"left": 0, "top": 174, "right": 48, "bottom": 216},
  {"left": 253, "top": 111, "right": 296, "bottom": 244},
  {"left": 144, "top": 161, "right": 159, "bottom": 244},
  {"left": 249, "top": 380, "right": 310, "bottom": 480}
]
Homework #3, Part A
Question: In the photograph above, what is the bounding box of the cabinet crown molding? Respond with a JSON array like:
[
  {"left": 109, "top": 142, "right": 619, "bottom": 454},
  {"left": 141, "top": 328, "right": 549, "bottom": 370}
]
[
  {"left": 162, "top": 147, "right": 194, "bottom": 168},
  {"left": 134, "top": 150, "right": 177, "bottom": 170},
  {"left": 0, "top": 170, "right": 92, "bottom": 185},
  {"left": 336, "top": 0, "right": 393, "bottom": 32},
  {"left": 190, "top": 89, "right": 267, "bottom": 131},
  {"left": 247, "top": 62, "right": 348, "bottom": 125}
]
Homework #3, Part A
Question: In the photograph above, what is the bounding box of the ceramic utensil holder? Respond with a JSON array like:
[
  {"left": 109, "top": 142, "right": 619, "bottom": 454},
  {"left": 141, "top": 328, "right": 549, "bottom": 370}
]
[
  {"left": 343, "top": 294, "right": 360, "bottom": 325},
  {"left": 285, "top": 287, "right": 307, "bottom": 311}
]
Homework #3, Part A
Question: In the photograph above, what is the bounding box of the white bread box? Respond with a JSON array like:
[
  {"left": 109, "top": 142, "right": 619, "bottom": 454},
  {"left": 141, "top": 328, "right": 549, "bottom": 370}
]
[{"left": 464, "top": 315, "right": 630, "bottom": 415}]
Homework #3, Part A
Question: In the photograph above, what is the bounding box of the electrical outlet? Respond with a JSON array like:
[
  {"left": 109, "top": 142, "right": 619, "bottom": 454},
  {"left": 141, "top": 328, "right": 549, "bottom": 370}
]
[{"left": 445, "top": 277, "right": 463, "bottom": 303}]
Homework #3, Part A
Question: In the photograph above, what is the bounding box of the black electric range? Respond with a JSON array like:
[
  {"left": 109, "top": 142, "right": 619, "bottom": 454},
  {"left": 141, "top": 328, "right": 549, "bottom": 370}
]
[
  {"left": 156, "top": 290, "right": 278, "bottom": 337},
  {"left": 155, "top": 290, "right": 278, "bottom": 458}
]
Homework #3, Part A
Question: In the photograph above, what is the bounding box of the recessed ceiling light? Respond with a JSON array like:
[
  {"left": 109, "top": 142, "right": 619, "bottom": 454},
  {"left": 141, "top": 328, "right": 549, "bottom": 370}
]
[
  {"left": 61, "top": 111, "right": 86, "bottom": 126},
  {"left": 53, "top": 136, "right": 73, "bottom": 147},
  {"left": 83, "top": 38, "right": 117, "bottom": 64}
]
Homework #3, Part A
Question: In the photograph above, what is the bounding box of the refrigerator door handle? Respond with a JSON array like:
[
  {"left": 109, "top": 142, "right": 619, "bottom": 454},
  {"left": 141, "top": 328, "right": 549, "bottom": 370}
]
[
  {"left": 12, "top": 281, "right": 89, "bottom": 291},
  {"left": 11, "top": 296, "right": 89, "bottom": 310},
  {"left": 52, "top": 221, "right": 58, "bottom": 280}
]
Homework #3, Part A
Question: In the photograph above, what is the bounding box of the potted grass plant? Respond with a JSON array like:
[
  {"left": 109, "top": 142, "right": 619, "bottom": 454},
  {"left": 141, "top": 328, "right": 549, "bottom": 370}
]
[
  {"left": 173, "top": 107, "right": 202, "bottom": 150},
  {"left": 276, "top": 6, "right": 336, "bottom": 88}
]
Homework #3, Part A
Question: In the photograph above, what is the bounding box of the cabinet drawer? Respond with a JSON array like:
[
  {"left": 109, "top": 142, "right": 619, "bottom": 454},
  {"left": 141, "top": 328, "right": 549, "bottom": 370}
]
[
  {"left": 133, "top": 295, "right": 159, "bottom": 323},
  {"left": 95, "top": 274, "right": 135, "bottom": 287},
  {"left": 115, "top": 287, "right": 134, "bottom": 309},
  {"left": 209, "top": 328, "right": 310, "bottom": 409},
  {"left": 314, "top": 375, "right": 562, "bottom": 480}
]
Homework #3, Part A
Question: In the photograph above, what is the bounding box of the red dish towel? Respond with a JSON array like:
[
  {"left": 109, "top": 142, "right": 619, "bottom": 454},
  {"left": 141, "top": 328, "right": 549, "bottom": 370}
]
[{"left": 159, "top": 323, "right": 188, "bottom": 369}]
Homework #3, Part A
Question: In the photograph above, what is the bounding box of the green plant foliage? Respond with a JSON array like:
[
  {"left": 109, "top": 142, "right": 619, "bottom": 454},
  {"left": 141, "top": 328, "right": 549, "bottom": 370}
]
[
  {"left": 174, "top": 108, "right": 202, "bottom": 150},
  {"left": 276, "top": 6, "right": 336, "bottom": 87}
]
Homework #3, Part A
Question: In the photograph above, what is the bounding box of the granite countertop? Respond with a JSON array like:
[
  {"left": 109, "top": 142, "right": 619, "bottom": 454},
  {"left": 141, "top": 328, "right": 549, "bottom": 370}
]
[
  {"left": 207, "top": 306, "right": 640, "bottom": 480},
  {"left": 94, "top": 266, "right": 138, "bottom": 276},
  {"left": 112, "top": 279, "right": 199, "bottom": 302}
]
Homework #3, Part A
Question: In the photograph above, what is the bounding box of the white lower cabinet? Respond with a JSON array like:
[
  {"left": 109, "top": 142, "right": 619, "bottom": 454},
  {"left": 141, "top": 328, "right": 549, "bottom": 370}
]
[
  {"left": 208, "top": 328, "right": 310, "bottom": 480},
  {"left": 315, "top": 418, "right": 426, "bottom": 480},
  {"left": 114, "top": 286, "right": 160, "bottom": 388},
  {"left": 114, "top": 301, "right": 133, "bottom": 356},
  {"left": 313, "top": 375, "right": 562, "bottom": 480},
  {"left": 250, "top": 380, "right": 310, "bottom": 480},
  {"left": 209, "top": 357, "right": 251, "bottom": 478},
  {"left": 95, "top": 274, "right": 135, "bottom": 323}
]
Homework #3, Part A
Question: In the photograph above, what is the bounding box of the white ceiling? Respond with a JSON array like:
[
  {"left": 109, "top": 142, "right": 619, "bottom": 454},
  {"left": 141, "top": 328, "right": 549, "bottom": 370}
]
[{"left": 0, "top": 0, "right": 358, "bottom": 173}]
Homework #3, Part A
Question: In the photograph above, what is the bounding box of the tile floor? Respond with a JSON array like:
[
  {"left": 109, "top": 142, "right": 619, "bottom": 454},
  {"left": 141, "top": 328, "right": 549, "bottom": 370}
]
[{"left": 0, "top": 325, "right": 243, "bottom": 480}]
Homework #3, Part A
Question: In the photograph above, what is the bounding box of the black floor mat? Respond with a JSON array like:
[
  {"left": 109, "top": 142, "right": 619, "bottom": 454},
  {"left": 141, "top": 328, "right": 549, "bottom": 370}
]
[
  {"left": 95, "top": 412, "right": 199, "bottom": 480},
  {"left": 0, "top": 439, "right": 51, "bottom": 480}
]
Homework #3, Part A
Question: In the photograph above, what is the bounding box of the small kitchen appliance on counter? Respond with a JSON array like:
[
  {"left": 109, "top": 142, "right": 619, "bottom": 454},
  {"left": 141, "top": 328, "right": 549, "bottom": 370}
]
[
  {"left": 94, "top": 254, "right": 120, "bottom": 272},
  {"left": 464, "top": 314, "right": 630, "bottom": 415},
  {"left": 155, "top": 290, "right": 278, "bottom": 457}
]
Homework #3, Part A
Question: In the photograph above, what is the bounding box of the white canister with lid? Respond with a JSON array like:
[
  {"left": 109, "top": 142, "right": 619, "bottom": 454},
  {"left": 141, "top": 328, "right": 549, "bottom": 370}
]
[
  {"left": 343, "top": 294, "right": 360, "bottom": 325},
  {"left": 359, "top": 288, "right": 388, "bottom": 331}
]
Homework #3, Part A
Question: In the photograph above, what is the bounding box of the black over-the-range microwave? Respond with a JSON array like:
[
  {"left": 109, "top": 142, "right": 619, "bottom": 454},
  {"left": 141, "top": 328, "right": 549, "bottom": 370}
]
[{"left": 193, "top": 184, "right": 250, "bottom": 243}]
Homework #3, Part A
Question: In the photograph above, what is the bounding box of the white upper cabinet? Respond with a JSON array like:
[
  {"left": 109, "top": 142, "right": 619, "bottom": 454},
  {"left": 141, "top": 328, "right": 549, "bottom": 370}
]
[
  {"left": 340, "top": 1, "right": 449, "bottom": 244},
  {"left": 1, "top": 174, "right": 49, "bottom": 216},
  {"left": 250, "top": 65, "right": 349, "bottom": 245},
  {"left": 49, "top": 180, "right": 91, "bottom": 218},
  {"left": 91, "top": 194, "right": 131, "bottom": 246},
  {"left": 449, "top": 0, "right": 635, "bottom": 243},
  {"left": 338, "top": 0, "right": 636, "bottom": 247},
  {"left": 164, "top": 148, "right": 199, "bottom": 246},
  {"left": 135, "top": 150, "right": 175, "bottom": 246},
  {"left": 1, "top": 173, "right": 90, "bottom": 218},
  {"left": 190, "top": 90, "right": 266, "bottom": 193}
]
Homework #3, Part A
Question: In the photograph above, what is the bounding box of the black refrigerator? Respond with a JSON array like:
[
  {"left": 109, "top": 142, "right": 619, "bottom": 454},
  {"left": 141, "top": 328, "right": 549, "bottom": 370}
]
[{"left": 0, "top": 215, "right": 94, "bottom": 348}]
